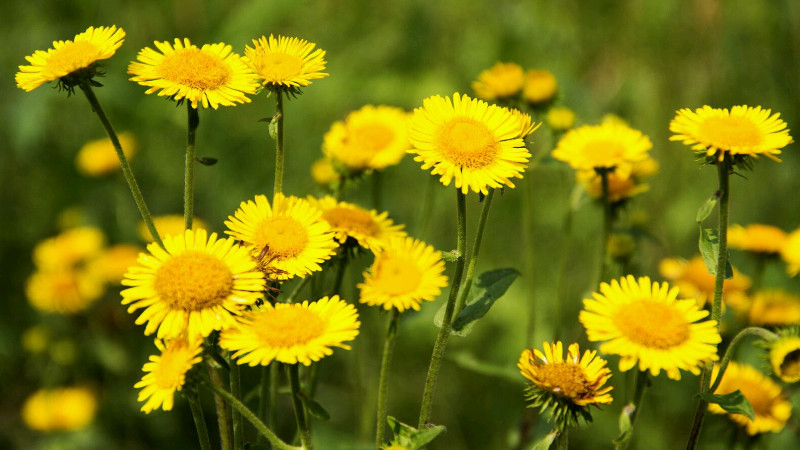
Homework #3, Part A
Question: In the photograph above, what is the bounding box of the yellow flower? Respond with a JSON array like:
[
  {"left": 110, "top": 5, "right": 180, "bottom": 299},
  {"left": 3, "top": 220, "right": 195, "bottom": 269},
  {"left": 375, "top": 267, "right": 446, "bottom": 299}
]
[
  {"left": 507, "top": 108, "right": 541, "bottom": 139},
  {"left": 552, "top": 121, "right": 652, "bottom": 176},
  {"left": 311, "top": 158, "right": 339, "bottom": 186},
  {"left": 522, "top": 69, "right": 558, "bottom": 105},
  {"left": 658, "top": 255, "right": 751, "bottom": 308},
  {"left": 21, "top": 387, "right": 97, "bottom": 432},
  {"left": 518, "top": 341, "right": 613, "bottom": 426},
  {"left": 307, "top": 196, "right": 406, "bottom": 252},
  {"left": 121, "top": 229, "right": 265, "bottom": 340},
  {"left": 780, "top": 228, "right": 800, "bottom": 277},
  {"left": 245, "top": 34, "right": 328, "bottom": 89},
  {"left": 16, "top": 25, "right": 125, "bottom": 92},
  {"left": 769, "top": 333, "right": 800, "bottom": 383},
  {"left": 21, "top": 326, "right": 50, "bottom": 354},
  {"left": 26, "top": 268, "right": 105, "bottom": 314},
  {"left": 323, "top": 105, "right": 410, "bottom": 172},
  {"left": 225, "top": 194, "right": 338, "bottom": 280},
  {"left": 471, "top": 62, "right": 525, "bottom": 101},
  {"left": 33, "top": 226, "right": 106, "bottom": 271},
  {"left": 358, "top": 237, "right": 448, "bottom": 312},
  {"left": 135, "top": 338, "right": 203, "bottom": 413},
  {"left": 577, "top": 157, "right": 658, "bottom": 203},
  {"left": 546, "top": 106, "right": 576, "bottom": 131},
  {"left": 670, "top": 105, "right": 793, "bottom": 161},
  {"left": 137, "top": 215, "right": 207, "bottom": 243},
  {"left": 75, "top": 132, "right": 136, "bottom": 176},
  {"left": 580, "top": 275, "right": 721, "bottom": 380},
  {"left": 745, "top": 290, "right": 800, "bottom": 326},
  {"left": 86, "top": 243, "right": 143, "bottom": 284},
  {"left": 220, "top": 295, "right": 360, "bottom": 366},
  {"left": 709, "top": 362, "right": 791, "bottom": 435},
  {"left": 128, "top": 38, "right": 258, "bottom": 109},
  {"left": 728, "top": 224, "right": 787, "bottom": 255},
  {"left": 408, "top": 93, "right": 532, "bottom": 195}
]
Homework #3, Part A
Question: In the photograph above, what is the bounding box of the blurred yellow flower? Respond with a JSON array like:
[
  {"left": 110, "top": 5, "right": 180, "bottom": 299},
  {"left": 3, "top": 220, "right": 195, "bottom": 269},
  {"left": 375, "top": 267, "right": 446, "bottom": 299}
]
[
  {"left": 522, "top": 69, "right": 557, "bottom": 105},
  {"left": 21, "top": 326, "right": 50, "bottom": 354},
  {"left": 33, "top": 226, "right": 105, "bottom": 271},
  {"left": 135, "top": 338, "right": 202, "bottom": 413},
  {"left": 728, "top": 224, "right": 787, "bottom": 255},
  {"left": 546, "top": 106, "right": 576, "bottom": 131},
  {"left": 769, "top": 333, "right": 800, "bottom": 383},
  {"left": 307, "top": 196, "right": 406, "bottom": 252},
  {"left": 75, "top": 132, "right": 136, "bottom": 176},
  {"left": 87, "top": 243, "right": 143, "bottom": 284},
  {"left": 137, "top": 215, "right": 207, "bottom": 243},
  {"left": 26, "top": 269, "right": 105, "bottom": 314},
  {"left": 22, "top": 387, "right": 97, "bottom": 432},
  {"left": 577, "top": 157, "right": 658, "bottom": 203},
  {"left": 780, "top": 228, "right": 800, "bottom": 277},
  {"left": 311, "top": 158, "right": 339, "bottom": 186},
  {"left": 745, "top": 290, "right": 800, "bottom": 326},
  {"left": 471, "top": 62, "right": 525, "bottom": 100},
  {"left": 245, "top": 34, "right": 328, "bottom": 88},
  {"left": 553, "top": 121, "right": 652, "bottom": 177},
  {"left": 323, "top": 105, "right": 410, "bottom": 172},
  {"left": 658, "top": 255, "right": 751, "bottom": 308}
]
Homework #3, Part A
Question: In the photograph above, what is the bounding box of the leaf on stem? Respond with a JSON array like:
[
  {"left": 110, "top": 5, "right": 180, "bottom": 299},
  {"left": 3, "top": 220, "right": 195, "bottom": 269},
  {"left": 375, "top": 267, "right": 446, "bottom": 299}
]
[
  {"left": 698, "top": 227, "right": 733, "bottom": 278},
  {"left": 530, "top": 429, "right": 559, "bottom": 450},
  {"left": 386, "top": 416, "right": 446, "bottom": 449},
  {"left": 612, "top": 403, "right": 635, "bottom": 446},
  {"left": 695, "top": 191, "right": 720, "bottom": 224},
  {"left": 434, "top": 268, "right": 520, "bottom": 336},
  {"left": 697, "top": 390, "right": 755, "bottom": 420},
  {"left": 299, "top": 393, "right": 330, "bottom": 421},
  {"left": 439, "top": 249, "right": 460, "bottom": 262},
  {"left": 195, "top": 156, "right": 218, "bottom": 166}
]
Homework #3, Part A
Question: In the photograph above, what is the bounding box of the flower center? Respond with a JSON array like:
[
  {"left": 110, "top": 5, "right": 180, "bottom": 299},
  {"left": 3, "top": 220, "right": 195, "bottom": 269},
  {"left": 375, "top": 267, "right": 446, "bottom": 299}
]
[
  {"left": 582, "top": 140, "right": 626, "bottom": 167},
  {"left": 613, "top": 300, "right": 690, "bottom": 349},
  {"left": 257, "top": 53, "right": 303, "bottom": 81},
  {"left": 699, "top": 116, "right": 762, "bottom": 148},
  {"left": 372, "top": 256, "right": 423, "bottom": 296},
  {"left": 780, "top": 349, "right": 800, "bottom": 379},
  {"left": 350, "top": 122, "right": 395, "bottom": 153},
  {"left": 435, "top": 118, "right": 498, "bottom": 168},
  {"left": 154, "top": 345, "right": 191, "bottom": 389},
  {"left": 323, "top": 207, "right": 378, "bottom": 237},
  {"left": 537, "top": 363, "right": 590, "bottom": 400},
  {"left": 255, "top": 307, "right": 326, "bottom": 347},
  {"left": 254, "top": 217, "right": 309, "bottom": 261},
  {"left": 154, "top": 251, "right": 234, "bottom": 311},
  {"left": 158, "top": 48, "right": 231, "bottom": 91}
]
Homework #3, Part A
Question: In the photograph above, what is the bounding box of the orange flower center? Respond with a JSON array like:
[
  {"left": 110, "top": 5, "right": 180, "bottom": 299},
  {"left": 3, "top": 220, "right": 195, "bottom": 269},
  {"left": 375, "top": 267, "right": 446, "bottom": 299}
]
[
  {"left": 535, "top": 362, "right": 590, "bottom": 400},
  {"left": 158, "top": 48, "right": 231, "bottom": 91},
  {"left": 436, "top": 118, "right": 498, "bottom": 168},
  {"left": 581, "top": 140, "right": 627, "bottom": 168},
  {"left": 613, "top": 300, "right": 690, "bottom": 349},
  {"left": 254, "top": 217, "right": 309, "bottom": 261},
  {"left": 154, "top": 251, "right": 233, "bottom": 311},
  {"left": 372, "top": 256, "right": 422, "bottom": 296},
  {"left": 255, "top": 307, "right": 325, "bottom": 347},
  {"left": 699, "top": 116, "right": 762, "bottom": 148}
]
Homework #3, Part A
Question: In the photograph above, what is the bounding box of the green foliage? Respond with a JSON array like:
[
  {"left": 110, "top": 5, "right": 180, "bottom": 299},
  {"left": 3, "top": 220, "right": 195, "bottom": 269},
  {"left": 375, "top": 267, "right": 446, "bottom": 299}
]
[
  {"left": 386, "top": 416, "right": 446, "bottom": 450},
  {"left": 698, "top": 390, "right": 756, "bottom": 421},
  {"left": 434, "top": 268, "right": 519, "bottom": 336}
]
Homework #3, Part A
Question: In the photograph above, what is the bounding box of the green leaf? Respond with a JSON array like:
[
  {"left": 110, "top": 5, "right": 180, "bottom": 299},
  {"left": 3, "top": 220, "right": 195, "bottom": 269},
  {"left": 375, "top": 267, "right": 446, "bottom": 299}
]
[
  {"left": 451, "top": 268, "right": 519, "bottom": 336},
  {"left": 386, "top": 416, "right": 445, "bottom": 449},
  {"left": 698, "top": 228, "right": 733, "bottom": 279},
  {"left": 439, "top": 249, "right": 460, "bottom": 262},
  {"left": 612, "top": 403, "right": 635, "bottom": 446},
  {"left": 530, "top": 429, "right": 559, "bottom": 450},
  {"left": 696, "top": 192, "right": 720, "bottom": 224},
  {"left": 195, "top": 156, "right": 218, "bottom": 166},
  {"left": 300, "top": 394, "right": 330, "bottom": 421},
  {"left": 698, "top": 390, "right": 755, "bottom": 420},
  {"left": 268, "top": 113, "right": 281, "bottom": 139}
]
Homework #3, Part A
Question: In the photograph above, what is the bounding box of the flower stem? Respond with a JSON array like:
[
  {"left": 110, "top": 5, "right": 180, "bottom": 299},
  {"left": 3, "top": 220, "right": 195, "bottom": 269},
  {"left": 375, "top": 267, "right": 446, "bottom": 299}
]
[
  {"left": 185, "top": 105, "right": 199, "bottom": 230},
  {"left": 617, "top": 371, "right": 650, "bottom": 450},
  {"left": 203, "top": 376, "right": 301, "bottom": 450},
  {"left": 287, "top": 364, "right": 313, "bottom": 449},
  {"left": 230, "top": 360, "right": 244, "bottom": 450},
  {"left": 78, "top": 82, "right": 163, "bottom": 248},
  {"left": 454, "top": 189, "right": 495, "bottom": 316},
  {"left": 273, "top": 90, "right": 285, "bottom": 196},
  {"left": 257, "top": 365, "right": 269, "bottom": 444},
  {"left": 208, "top": 365, "right": 233, "bottom": 450},
  {"left": 376, "top": 309, "right": 400, "bottom": 448},
  {"left": 418, "top": 189, "right": 468, "bottom": 428},
  {"left": 269, "top": 362, "right": 280, "bottom": 431},
  {"left": 709, "top": 327, "right": 778, "bottom": 394},
  {"left": 187, "top": 391, "right": 213, "bottom": 450},
  {"left": 598, "top": 168, "right": 613, "bottom": 284},
  {"left": 555, "top": 428, "right": 568, "bottom": 450},
  {"left": 685, "top": 156, "right": 731, "bottom": 450}
]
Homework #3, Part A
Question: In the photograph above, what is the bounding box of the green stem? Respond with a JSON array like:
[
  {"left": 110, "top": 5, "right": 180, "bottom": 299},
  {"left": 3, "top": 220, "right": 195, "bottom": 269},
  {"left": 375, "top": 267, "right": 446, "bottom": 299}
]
[
  {"left": 269, "top": 362, "right": 280, "bottom": 431},
  {"left": 328, "top": 253, "right": 348, "bottom": 297},
  {"left": 617, "top": 371, "right": 650, "bottom": 450},
  {"left": 685, "top": 156, "right": 731, "bottom": 450},
  {"left": 230, "top": 360, "right": 244, "bottom": 450},
  {"left": 78, "top": 82, "right": 163, "bottom": 248},
  {"left": 203, "top": 377, "right": 301, "bottom": 450},
  {"left": 454, "top": 189, "right": 495, "bottom": 316},
  {"left": 187, "top": 391, "right": 213, "bottom": 450},
  {"left": 376, "top": 309, "right": 400, "bottom": 448},
  {"left": 598, "top": 168, "right": 613, "bottom": 284},
  {"left": 287, "top": 364, "right": 313, "bottom": 449},
  {"left": 257, "top": 365, "right": 269, "bottom": 444},
  {"left": 418, "top": 189, "right": 468, "bottom": 428},
  {"left": 273, "top": 90, "right": 285, "bottom": 196},
  {"left": 555, "top": 428, "right": 568, "bottom": 450},
  {"left": 709, "top": 327, "right": 779, "bottom": 394},
  {"left": 185, "top": 105, "right": 199, "bottom": 230},
  {"left": 287, "top": 276, "right": 312, "bottom": 303},
  {"left": 208, "top": 365, "right": 233, "bottom": 450}
]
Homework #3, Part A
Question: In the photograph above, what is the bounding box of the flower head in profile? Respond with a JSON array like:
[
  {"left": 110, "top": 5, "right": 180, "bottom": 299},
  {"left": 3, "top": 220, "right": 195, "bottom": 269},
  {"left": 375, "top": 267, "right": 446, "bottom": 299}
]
[
  {"left": 506, "top": 108, "right": 541, "bottom": 140},
  {"left": 546, "top": 106, "right": 576, "bottom": 131},
  {"left": 307, "top": 196, "right": 406, "bottom": 252},
  {"left": 780, "top": 228, "right": 800, "bottom": 277},
  {"left": 76, "top": 132, "right": 136, "bottom": 177},
  {"left": 137, "top": 215, "right": 207, "bottom": 243},
  {"left": 244, "top": 34, "right": 328, "bottom": 90},
  {"left": 768, "top": 329, "right": 800, "bottom": 383},
  {"left": 522, "top": 69, "right": 558, "bottom": 106},
  {"left": 580, "top": 275, "right": 721, "bottom": 380},
  {"left": 323, "top": 105, "right": 410, "bottom": 172},
  {"left": 128, "top": 38, "right": 258, "bottom": 109},
  {"left": 670, "top": 105, "right": 793, "bottom": 162},
  {"left": 220, "top": 295, "right": 359, "bottom": 366},
  {"left": 225, "top": 194, "right": 338, "bottom": 280},
  {"left": 552, "top": 121, "right": 652, "bottom": 177},
  {"left": 16, "top": 25, "right": 125, "bottom": 93},
  {"left": 728, "top": 224, "right": 788, "bottom": 255},
  {"left": 744, "top": 290, "right": 800, "bottom": 326},
  {"left": 135, "top": 338, "right": 203, "bottom": 413},
  {"left": 658, "top": 255, "right": 751, "bottom": 308},
  {"left": 471, "top": 62, "right": 524, "bottom": 101},
  {"left": 709, "top": 362, "right": 791, "bottom": 435},
  {"left": 408, "top": 93, "right": 532, "bottom": 195},
  {"left": 22, "top": 386, "right": 97, "bottom": 431},
  {"left": 518, "top": 341, "right": 613, "bottom": 427},
  {"left": 577, "top": 157, "right": 658, "bottom": 204},
  {"left": 121, "top": 229, "right": 265, "bottom": 340}
]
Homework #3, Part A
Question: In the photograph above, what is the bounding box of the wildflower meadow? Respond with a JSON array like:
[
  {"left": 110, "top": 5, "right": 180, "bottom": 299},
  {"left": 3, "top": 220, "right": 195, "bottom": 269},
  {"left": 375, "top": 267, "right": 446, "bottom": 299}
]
[{"left": 4, "top": 1, "right": 800, "bottom": 449}]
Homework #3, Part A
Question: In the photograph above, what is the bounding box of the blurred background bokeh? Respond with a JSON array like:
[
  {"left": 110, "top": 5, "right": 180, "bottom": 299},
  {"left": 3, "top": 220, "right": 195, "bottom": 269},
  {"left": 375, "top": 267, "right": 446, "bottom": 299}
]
[{"left": 3, "top": 0, "right": 800, "bottom": 448}]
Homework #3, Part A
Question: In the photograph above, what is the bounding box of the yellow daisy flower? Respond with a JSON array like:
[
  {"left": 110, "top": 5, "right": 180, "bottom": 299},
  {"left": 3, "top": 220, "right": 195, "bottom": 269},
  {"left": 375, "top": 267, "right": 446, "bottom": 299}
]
[
  {"left": 311, "top": 158, "right": 339, "bottom": 187},
  {"left": 552, "top": 121, "right": 652, "bottom": 177},
  {"left": 580, "top": 275, "right": 721, "bottom": 380},
  {"left": 121, "top": 229, "right": 265, "bottom": 340},
  {"left": 745, "top": 290, "right": 800, "bottom": 326},
  {"left": 522, "top": 69, "right": 558, "bottom": 105},
  {"left": 86, "top": 243, "right": 143, "bottom": 285},
  {"left": 306, "top": 196, "right": 406, "bottom": 252},
  {"left": 135, "top": 338, "right": 203, "bottom": 413},
  {"left": 780, "top": 228, "right": 800, "bottom": 277},
  {"left": 75, "top": 132, "right": 136, "bottom": 177},
  {"left": 709, "top": 362, "right": 791, "bottom": 435},
  {"left": 244, "top": 34, "right": 328, "bottom": 88},
  {"left": 323, "top": 105, "right": 410, "bottom": 172},
  {"left": 408, "top": 93, "right": 532, "bottom": 195},
  {"left": 137, "top": 215, "right": 207, "bottom": 243},
  {"left": 128, "top": 38, "right": 258, "bottom": 109},
  {"left": 507, "top": 108, "right": 541, "bottom": 139},
  {"left": 769, "top": 333, "right": 800, "bottom": 383},
  {"left": 21, "top": 386, "right": 97, "bottom": 432},
  {"left": 670, "top": 105, "right": 793, "bottom": 161},
  {"left": 358, "top": 237, "right": 448, "bottom": 312},
  {"left": 33, "top": 226, "right": 106, "bottom": 271},
  {"left": 225, "top": 193, "right": 338, "bottom": 279},
  {"left": 220, "top": 295, "right": 360, "bottom": 366},
  {"left": 546, "top": 106, "right": 576, "bottom": 131},
  {"left": 727, "top": 224, "right": 787, "bottom": 255},
  {"left": 518, "top": 341, "right": 613, "bottom": 426},
  {"left": 577, "top": 157, "right": 658, "bottom": 203},
  {"left": 26, "top": 268, "right": 105, "bottom": 314},
  {"left": 658, "top": 255, "right": 751, "bottom": 308},
  {"left": 471, "top": 62, "right": 525, "bottom": 101},
  {"left": 16, "top": 25, "right": 125, "bottom": 92}
]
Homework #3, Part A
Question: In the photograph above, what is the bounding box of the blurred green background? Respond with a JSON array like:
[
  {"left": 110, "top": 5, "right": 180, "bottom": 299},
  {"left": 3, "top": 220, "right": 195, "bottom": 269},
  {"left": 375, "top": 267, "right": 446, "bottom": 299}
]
[{"left": 3, "top": 0, "right": 800, "bottom": 449}]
